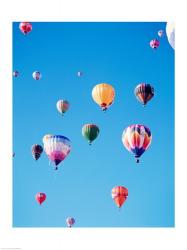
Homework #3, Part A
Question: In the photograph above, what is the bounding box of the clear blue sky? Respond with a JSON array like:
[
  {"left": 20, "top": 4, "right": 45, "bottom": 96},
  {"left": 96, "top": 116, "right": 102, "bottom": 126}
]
[{"left": 13, "top": 22, "right": 174, "bottom": 227}]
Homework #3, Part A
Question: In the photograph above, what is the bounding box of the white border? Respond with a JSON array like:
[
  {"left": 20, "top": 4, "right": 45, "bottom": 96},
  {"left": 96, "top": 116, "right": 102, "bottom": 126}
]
[{"left": 0, "top": 0, "right": 186, "bottom": 249}]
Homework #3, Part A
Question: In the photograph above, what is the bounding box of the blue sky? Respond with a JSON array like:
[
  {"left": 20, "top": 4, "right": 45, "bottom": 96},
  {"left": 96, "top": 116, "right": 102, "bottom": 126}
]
[{"left": 13, "top": 22, "right": 174, "bottom": 227}]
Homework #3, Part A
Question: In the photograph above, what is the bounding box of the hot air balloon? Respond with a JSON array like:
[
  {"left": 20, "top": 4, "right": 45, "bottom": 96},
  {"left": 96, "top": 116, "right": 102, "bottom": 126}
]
[
  {"left": 158, "top": 30, "right": 164, "bottom": 37},
  {"left": 66, "top": 217, "right": 75, "bottom": 227},
  {"left": 150, "top": 39, "right": 160, "bottom": 49},
  {"left": 77, "top": 71, "right": 83, "bottom": 77},
  {"left": 13, "top": 71, "right": 19, "bottom": 77},
  {"left": 56, "top": 100, "right": 70, "bottom": 116},
  {"left": 166, "top": 22, "right": 175, "bottom": 50},
  {"left": 43, "top": 135, "right": 71, "bottom": 170},
  {"left": 13, "top": 152, "right": 15, "bottom": 158},
  {"left": 32, "top": 71, "right": 41, "bottom": 80},
  {"left": 82, "top": 124, "right": 100, "bottom": 145},
  {"left": 92, "top": 83, "right": 115, "bottom": 111},
  {"left": 31, "top": 144, "right": 43, "bottom": 161},
  {"left": 134, "top": 83, "right": 154, "bottom": 106},
  {"left": 122, "top": 124, "right": 152, "bottom": 163},
  {"left": 35, "top": 192, "right": 46, "bottom": 205},
  {"left": 111, "top": 186, "right": 128, "bottom": 208},
  {"left": 19, "top": 22, "right": 32, "bottom": 35}
]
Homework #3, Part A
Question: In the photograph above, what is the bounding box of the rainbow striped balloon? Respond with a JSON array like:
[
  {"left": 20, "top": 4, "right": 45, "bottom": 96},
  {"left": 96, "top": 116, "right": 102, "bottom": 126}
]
[{"left": 122, "top": 124, "right": 152, "bottom": 163}]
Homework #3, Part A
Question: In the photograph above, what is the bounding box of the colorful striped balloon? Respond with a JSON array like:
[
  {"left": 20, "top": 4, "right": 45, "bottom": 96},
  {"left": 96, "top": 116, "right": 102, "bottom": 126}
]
[
  {"left": 56, "top": 100, "right": 69, "bottom": 115},
  {"left": 122, "top": 124, "right": 152, "bottom": 163},
  {"left": 111, "top": 186, "right": 128, "bottom": 208},
  {"left": 43, "top": 135, "right": 71, "bottom": 170},
  {"left": 66, "top": 217, "right": 75, "bottom": 227},
  {"left": 134, "top": 83, "right": 154, "bottom": 106},
  {"left": 32, "top": 71, "right": 41, "bottom": 80}
]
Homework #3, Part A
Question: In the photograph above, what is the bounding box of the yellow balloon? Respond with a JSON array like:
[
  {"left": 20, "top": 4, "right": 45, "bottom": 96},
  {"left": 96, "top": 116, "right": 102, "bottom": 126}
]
[{"left": 92, "top": 83, "right": 115, "bottom": 111}]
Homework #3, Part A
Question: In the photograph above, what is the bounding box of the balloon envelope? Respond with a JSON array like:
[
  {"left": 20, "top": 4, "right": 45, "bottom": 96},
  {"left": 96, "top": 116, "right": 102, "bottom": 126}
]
[
  {"left": 56, "top": 100, "right": 69, "bottom": 115},
  {"left": 134, "top": 83, "right": 154, "bottom": 106},
  {"left": 43, "top": 135, "right": 71, "bottom": 168},
  {"left": 77, "top": 71, "right": 83, "bottom": 77},
  {"left": 150, "top": 39, "right": 160, "bottom": 49},
  {"left": 19, "top": 22, "right": 32, "bottom": 35},
  {"left": 166, "top": 22, "right": 175, "bottom": 49},
  {"left": 35, "top": 192, "right": 46, "bottom": 205},
  {"left": 13, "top": 71, "right": 19, "bottom": 77},
  {"left": 32, "top": 71, "right": 41, "bottom": 80},
  {"left": 82, "top": 124, "right": 100, "bottom": 144},
  {"left": 31, "top": 144, "right": 43, "bottom": 160},
  {"left": 122, "top": 124, "right": 152, "bottom": 162},
  {"left": 66, "top": 217, "right": 75, "bottom": 227},
  {"left": 92, "top": 83, "right": 115, "bottom": 111},
  {"left": 158, "top": 30, "right": 164, "bottom": 37},
  {"left": 111, "top": 186, "right": 128, "bottom": 208}
]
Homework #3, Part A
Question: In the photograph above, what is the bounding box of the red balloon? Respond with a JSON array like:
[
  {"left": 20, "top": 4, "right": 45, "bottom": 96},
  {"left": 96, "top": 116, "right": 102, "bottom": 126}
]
[
  {"left": 150, "top": 39, "right": 160, "bottom": 49},
  {"left": 19, "top": 22, "right": 32, "bottom": 35},
  {"left": 35, "top": 192, "right": 46, "bottom": 205},
  {"left": 111, "top": 186, "right": 128, "bottom": 208}
]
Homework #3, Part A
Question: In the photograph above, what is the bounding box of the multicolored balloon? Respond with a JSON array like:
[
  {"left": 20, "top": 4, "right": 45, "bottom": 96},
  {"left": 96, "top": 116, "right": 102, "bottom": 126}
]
[
  {"left": 31, "top": 144, "right": 43, "bottom": 161},
  {"left": 122, "top": 124, "right": 152, "bottom": 163},
  {"left": 35, "top": 192, "right": 46, "bottom": 205},
  {"left": 111, "top": 186, "right": 128, "bottom": 208},
  {"left": 158, "top": 30, "right": 164, "bottom": 37},
  {"left": 166, "top": 22, "right": 175, "bottom": 50},
  {"left": 56, "top": 100, "right": 70, "bottom": 115},
  {"left": 82, "top": 124, "right": 100, "bottom": 145},
  {"left": 19, "top": 22, "right": 32, "bottom": 35},
  {"left": 134, "top": 83, "right": 154, "bottom": 106},
  {"left": 92, "top": 83, "right": 115, "bottom": 111},
  {"left": 13, "top": 71, "right": 19, "bottom": 77},
  {"left": 43, "top": 135, "right": 71, "bottom": 170},
  {"left": 32, "top": 71, "right": 41, "bottom": 80},
  {"left": 150, "top": 39, "right": 160, "bottom": 49},
  {"left": 66, "top": 217, "right": 75, "bottom": 227}
]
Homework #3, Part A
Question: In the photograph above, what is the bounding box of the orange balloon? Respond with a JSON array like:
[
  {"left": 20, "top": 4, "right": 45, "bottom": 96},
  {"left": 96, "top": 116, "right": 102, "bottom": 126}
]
[
  {"left": 92, "top": 83, "right": 115, "bottom": 111},
  {"left": 111, "top": 186, "right": 128, "bottom": 208}
]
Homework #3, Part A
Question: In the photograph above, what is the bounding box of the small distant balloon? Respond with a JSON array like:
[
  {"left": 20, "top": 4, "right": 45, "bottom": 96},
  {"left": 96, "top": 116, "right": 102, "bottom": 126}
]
[
  {"left": 13, "top": 71, "right": 19, "bottom": 77},
  {"left": 32, "top": 71, "right": 41, "bottom": 80},
  {"left": 134, "top": 83, "right": 154, "bottom": 106},
  {"left": 66, "top": 217, "right": 75, "bottom": 227},
  {"left": 111, "top": 186, "right": 128, "bottom": 208},
  {"left": 31, "top": 144, "right": 43, "bottom": 161},
  {"left": 35, "top": 192, "right": 46, "bottom": 205},
  {"left": 56, "top": 100, "right": 70, "bottom": 115},
  {"left": 158, "top": 30, "right": 164, "bottom": 37},
  {"left": 19, "top": 22, "right": 32, "bottom": 35},
  {"left": 77, "top": 71, "right": 83, "bottom": 77},
  {"left": 150, "top": 39, "right": 160, "bottom": 49},
  {"left": 13, "top": 152, "right": 15, "bottom": 158},
  {"left": 166, "top": 22, "right": 175, "bottom": 50}
]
